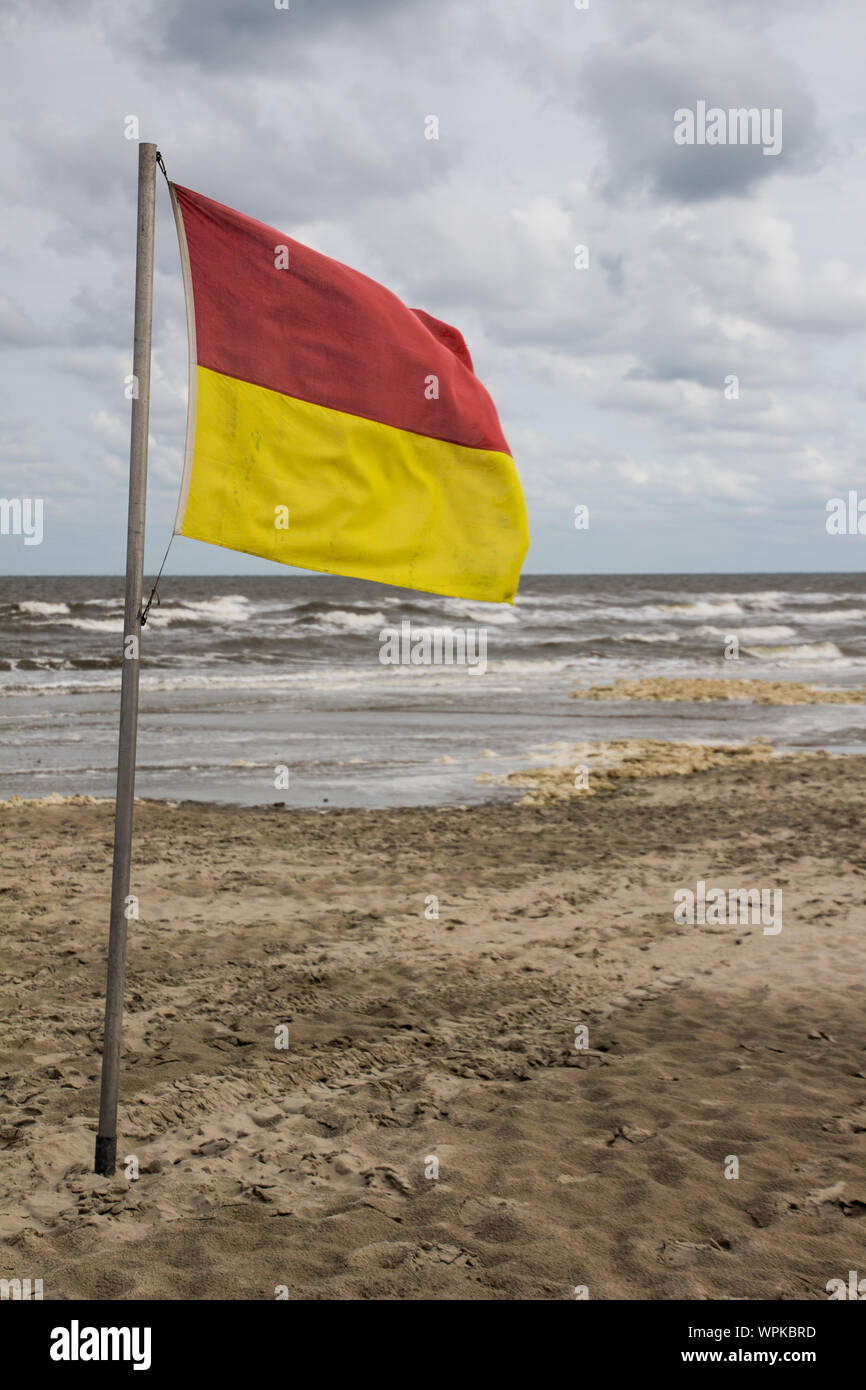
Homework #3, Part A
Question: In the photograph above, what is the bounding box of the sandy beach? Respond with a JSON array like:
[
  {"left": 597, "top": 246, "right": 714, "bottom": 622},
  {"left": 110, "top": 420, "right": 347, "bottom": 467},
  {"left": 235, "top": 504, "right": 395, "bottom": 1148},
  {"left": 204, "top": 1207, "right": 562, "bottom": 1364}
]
[{"left": 2, "top": 748, "right": 864, "bottom": 1300}]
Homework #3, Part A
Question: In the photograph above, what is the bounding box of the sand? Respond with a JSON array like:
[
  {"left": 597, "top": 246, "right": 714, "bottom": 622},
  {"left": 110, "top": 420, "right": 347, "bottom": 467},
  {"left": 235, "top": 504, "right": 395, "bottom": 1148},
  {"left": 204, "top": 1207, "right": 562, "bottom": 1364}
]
[
  {"left": 2, "top": 753, "right": 865, "bottom": 1300},
  {"left": 485, "top": 737, "right": 783, "bottom": 803},
  {"left": 571, "top": 676, "right": 866, "bottom": 704}
]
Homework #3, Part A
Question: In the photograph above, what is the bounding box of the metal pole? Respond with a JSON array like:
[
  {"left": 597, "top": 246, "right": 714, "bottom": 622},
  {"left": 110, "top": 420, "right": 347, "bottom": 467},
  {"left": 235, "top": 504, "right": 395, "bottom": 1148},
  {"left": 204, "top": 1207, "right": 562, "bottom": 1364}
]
[{"left": 94, "top": 141, "right": 157, "bottom": 1176}]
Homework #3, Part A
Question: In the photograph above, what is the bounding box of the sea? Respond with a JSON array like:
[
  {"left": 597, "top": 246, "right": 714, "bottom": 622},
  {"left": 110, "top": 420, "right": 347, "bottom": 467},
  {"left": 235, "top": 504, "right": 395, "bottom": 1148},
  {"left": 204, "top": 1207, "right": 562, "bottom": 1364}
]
[{"left": 2, "top": 572, "right": 865, "bottom": 807}]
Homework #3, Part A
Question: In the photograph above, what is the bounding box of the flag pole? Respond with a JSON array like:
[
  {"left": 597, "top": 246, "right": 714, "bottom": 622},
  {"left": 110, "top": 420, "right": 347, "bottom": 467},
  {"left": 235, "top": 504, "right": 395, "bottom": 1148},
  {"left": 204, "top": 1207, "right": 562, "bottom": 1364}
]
[{"left": 94, "top": 140, "right": 158, "bottom": 1176}]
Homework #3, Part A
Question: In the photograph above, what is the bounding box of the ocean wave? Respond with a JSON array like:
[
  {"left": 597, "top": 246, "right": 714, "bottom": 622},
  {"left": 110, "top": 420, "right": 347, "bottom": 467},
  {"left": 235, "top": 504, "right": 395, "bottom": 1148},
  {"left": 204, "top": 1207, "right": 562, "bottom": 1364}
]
[
  {"left": 698, "top": 624, "right": 797, "bottom": 642},
  {"left": 664, "top": 600, "right": 744, "bottom": 618},
  {"left": 58, "top": 617, "right": 125, "bottom": 633},
  {"left": 738, "top": 590, "right": 786, "bottom": 608},
  {"left": 676, "top": 589, "right": 849, "bottom": 611},
  {"left": 743, "top": 641, "right": 845, "bottom": 662},
  {"left": 582, "top": 601, "right": 745, "bottom": 623},
  {"left": 14, "top": 600, "right": 71, "bottom": 616},
  {"left": 514, "top": 593, "right": 591, "bottom": 609},
  {"left": 669, "top": 590, "right": 786, "bottom": 612},
  {"left": 581, "top": 605, "right": 668, "bottom": 623},
  {"left": 303, "top": 608, "right": 389, "bottom": 633},
  {"left": 145, "top": 594, "right": 252, "bottom": 626},
  {"left": 799, "top": 608, "right": 866, "bottom": 623},
  {"left": 774, "top": 591, "right": 864, "bottom": 607},
  {"left": 439, "top": 598, "right": 519, "bottom": 625},
  {"left": 51, "top": 595, "right": 256, "bottom": 632},
  {"left": 512, "top": 606, "right": 588, "bottom": 626},
  {"left": 0, "top": 653, "right": 580, "bottom": 699}
]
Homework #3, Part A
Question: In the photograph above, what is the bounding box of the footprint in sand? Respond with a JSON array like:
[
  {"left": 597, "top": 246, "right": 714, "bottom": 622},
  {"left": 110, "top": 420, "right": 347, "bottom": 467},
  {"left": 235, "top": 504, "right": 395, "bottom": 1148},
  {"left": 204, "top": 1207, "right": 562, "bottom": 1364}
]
[
  {"left": 318, "top": 1151, "right": 416, "bottom": 1197},
  {"left": 347, "top": 1240, "right": 474, "bottom": 1271},
  {"left": 658, "top": 1238, "right": 725, "bottom": 1267},
  {"left": 459, "top": 1195, "right": 533, "bottom": 1244}
]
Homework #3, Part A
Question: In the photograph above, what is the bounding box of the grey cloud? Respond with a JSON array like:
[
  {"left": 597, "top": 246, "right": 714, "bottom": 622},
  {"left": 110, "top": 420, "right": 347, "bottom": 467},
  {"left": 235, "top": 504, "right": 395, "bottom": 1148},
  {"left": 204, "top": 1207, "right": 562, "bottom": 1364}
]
[
  {"left": 65, "top": 283, "right": 136, "bottom": 350},
  {"left": 577, "top": 17, "right": 826, "bottom": 203},
  {"left": 119, "top": 0, "right": 430, "bottom": 72},
  {"left": 0, "top": 295, "right": 48, "bottom": 347},
  {"left": 491, "top": 2, "right": 828, "bottom": 204},
  {"left": 16, "top": 79, "right": 463, "bottom": 270}
]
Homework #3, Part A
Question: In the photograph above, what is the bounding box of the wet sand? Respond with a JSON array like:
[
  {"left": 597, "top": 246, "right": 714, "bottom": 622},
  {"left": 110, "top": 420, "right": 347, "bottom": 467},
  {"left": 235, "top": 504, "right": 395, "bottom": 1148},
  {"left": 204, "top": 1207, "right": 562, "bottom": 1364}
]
[
  {"left": 571, "top": 676, "right": 866, "bottom": 704},
  {"left": 1, "top": 751, "right": 865, "bottom": 1300}
]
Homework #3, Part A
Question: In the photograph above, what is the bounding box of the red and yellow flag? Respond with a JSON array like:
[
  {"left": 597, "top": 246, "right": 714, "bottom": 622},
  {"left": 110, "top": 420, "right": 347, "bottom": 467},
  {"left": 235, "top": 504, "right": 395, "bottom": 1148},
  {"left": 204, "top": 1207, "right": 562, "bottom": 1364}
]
[{"left": 169, "top": 184, "right": 528, "bottom": 602}]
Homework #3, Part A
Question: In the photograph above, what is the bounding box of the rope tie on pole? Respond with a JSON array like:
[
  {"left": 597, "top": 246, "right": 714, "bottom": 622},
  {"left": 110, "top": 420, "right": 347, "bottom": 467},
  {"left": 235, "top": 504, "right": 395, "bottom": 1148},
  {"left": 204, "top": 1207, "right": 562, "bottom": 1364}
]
[{"left": 140, "top": 533, "right": 174, "bottom": 626}]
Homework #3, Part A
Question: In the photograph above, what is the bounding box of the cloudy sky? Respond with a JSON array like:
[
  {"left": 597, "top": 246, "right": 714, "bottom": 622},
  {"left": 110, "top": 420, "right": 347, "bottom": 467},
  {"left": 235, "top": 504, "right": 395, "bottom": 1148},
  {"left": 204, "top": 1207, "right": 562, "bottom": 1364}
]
[{"left": 2, "top": 0, "right": 866, "bottom": 577}]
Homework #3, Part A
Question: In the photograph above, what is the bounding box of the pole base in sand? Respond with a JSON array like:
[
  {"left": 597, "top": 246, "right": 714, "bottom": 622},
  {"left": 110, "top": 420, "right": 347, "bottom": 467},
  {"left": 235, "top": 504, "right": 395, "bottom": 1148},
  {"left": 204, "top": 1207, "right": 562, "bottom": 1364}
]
[{"left": 94, "top": 1134, "right": 117, "bottom": 1176}]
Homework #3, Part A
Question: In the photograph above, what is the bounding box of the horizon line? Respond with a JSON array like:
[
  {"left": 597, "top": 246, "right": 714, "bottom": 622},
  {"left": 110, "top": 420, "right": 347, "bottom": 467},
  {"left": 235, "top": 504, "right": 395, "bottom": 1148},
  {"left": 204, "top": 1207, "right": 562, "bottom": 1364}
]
[{"left": 3, "top": 568, "right": 866, "bottom": 581}]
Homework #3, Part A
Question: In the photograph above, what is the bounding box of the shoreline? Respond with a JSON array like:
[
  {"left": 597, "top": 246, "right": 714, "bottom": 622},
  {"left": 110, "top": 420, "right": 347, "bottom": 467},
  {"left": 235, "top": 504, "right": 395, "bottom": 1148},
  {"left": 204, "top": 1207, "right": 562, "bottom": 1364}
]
[
  {"left": 571, "top": 676, "right": 866, "bottom": 705},
  {"left": 0, "top": 733, "right": 850, "bottom": 815}
]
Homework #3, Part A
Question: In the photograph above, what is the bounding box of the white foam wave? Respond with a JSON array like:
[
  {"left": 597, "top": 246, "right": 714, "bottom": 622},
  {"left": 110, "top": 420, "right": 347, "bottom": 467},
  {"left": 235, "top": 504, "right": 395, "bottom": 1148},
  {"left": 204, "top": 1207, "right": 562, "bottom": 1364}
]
[
  {"left": 146, "top": 594, "right": 252, "bottom": 626},
  {"left": 516, "top": 606, "right": 587, "bottom": 626},
  {"left": 440, "top": 598, "right": 519, "bottom": 626},
  {"left": 0, "top": 653, "right": 579, "bottom": 699},
  {"left": 738, "top": 591, "right": 785, "bottom": 610},
  {"left": 587, "top": 605, "right": 667, "bottom": 623},
  {"left": 743, "top": 641, "right": 845, "bottom": 662},
  {"left": 664, "top": 600, "right": 744, "bottom": 618},
  {"left": 307, "top": 609, "right": 389, "bottom": 633},
  {"left": 59, "top": 617, "right": 124, "bottom": 633},
  {"left": 801, "top": 608, "right": 865, "bottom": 623},
  {"left": 698, "top": 624, "right": 797, "bottom": 642},
  {"left": 16, "top": 600, "right": 71, "bottom": 616}
]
